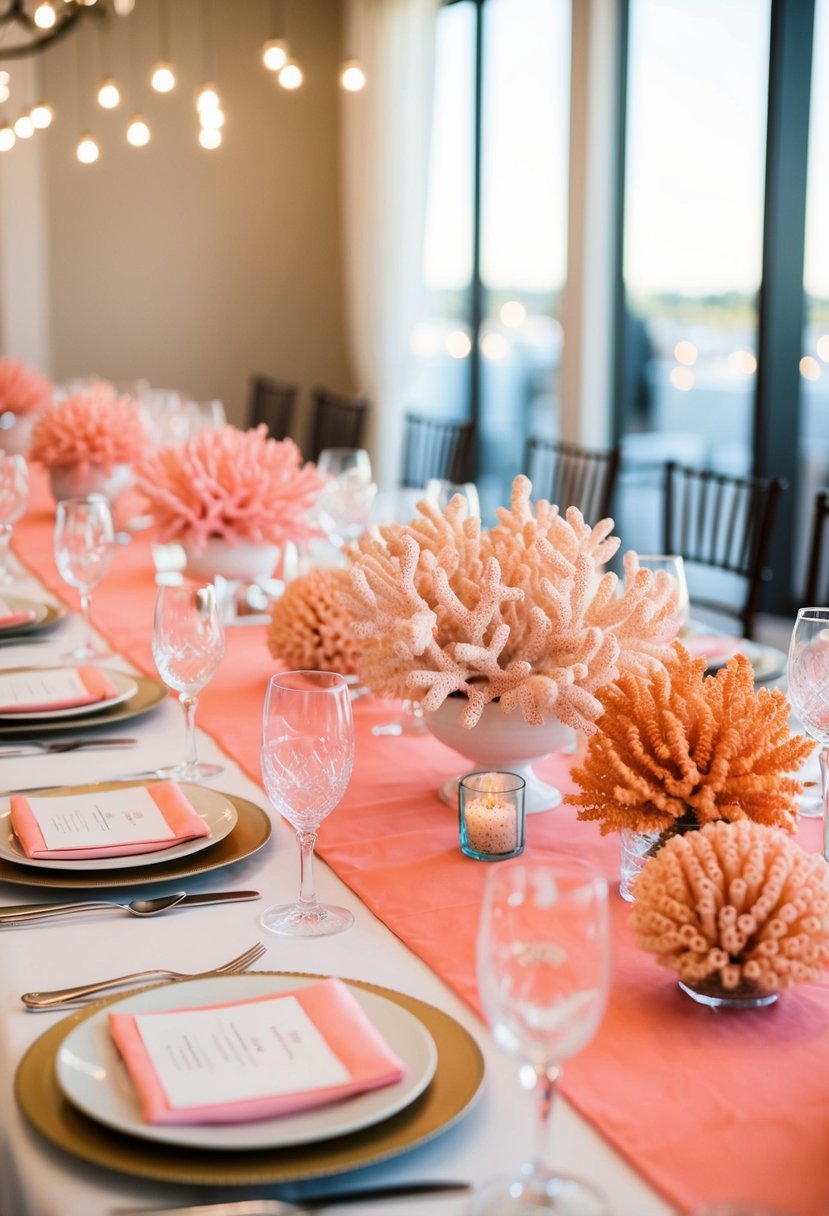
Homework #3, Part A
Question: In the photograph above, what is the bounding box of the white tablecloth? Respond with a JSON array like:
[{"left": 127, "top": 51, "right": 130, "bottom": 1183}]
[{"left": 0, "top": 562, "right": 675, "bottom": 1216}]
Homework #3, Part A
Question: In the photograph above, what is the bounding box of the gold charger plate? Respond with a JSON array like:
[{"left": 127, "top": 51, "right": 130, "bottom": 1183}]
[
  {"left": 15, "top": 971, "right": 485, "bottom": 1186},
  {"left": 0, "top": 788, "right": 271, "bottom": 889},
  {"left": 0, "top": 598, "right": 66, "bottom": 638},
  {"left": 0, "top": 672, "right": 166, "bottom": 737}
]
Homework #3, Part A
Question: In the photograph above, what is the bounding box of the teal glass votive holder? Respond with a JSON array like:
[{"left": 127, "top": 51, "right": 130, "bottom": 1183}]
[{"left": 458, "top": 771, "right": 526, "bottom": 861}]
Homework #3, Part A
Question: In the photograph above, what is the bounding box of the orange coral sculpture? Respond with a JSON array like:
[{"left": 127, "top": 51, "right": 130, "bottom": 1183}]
[
  {"left": 565, "top": 644, "right": 813, "bottom": 835},
  {"left": 267, "top": 568, "right": 361, "bottom": 676},
  {"left": 629, "top": 820, "right": 829, "bottom": 994}
]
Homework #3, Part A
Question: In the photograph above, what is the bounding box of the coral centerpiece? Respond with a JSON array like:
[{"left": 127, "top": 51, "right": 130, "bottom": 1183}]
[
  {"left": 30, "top": 384, "right": 150, "bottom": 502},
  {"left": 629, "top": 819, "right": 829, "bottom": 1007},
  {"left": 136, "top": 424, "right": 322, "bottom": 569},
  {"left": 267, "top": 567, "right": 362, "bottom": 676},
  {"left": 0, "top": 357, "right": 54, "bottom": 455}
]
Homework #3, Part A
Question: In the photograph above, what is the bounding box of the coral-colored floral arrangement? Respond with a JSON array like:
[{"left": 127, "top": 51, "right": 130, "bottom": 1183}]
[
  {"left": 0, "top": 356, "right": 53, "bottom": 416},
  {"left": 135, "top": 424, "right": 322, "bottom": 552},
  {"left": 268, "top": 568, "right": 362, "bottom": 676},
  {"left": 30, "top": 384, "right": 149, "bottom": 474},
  {"left": 565, "top": 645, "right": 813, "bottom": 835},
  {"left": 629, "top": 820, "right": 829, "bottom": 996},
  {"left": 345, "top": 475, "right": 680, "bottom": 731}
]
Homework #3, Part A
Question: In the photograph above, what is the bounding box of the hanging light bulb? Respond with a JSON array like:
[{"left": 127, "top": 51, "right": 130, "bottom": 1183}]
[
  {"left": 198, "top": 126, "right": 221, "bottom": 150},
  {"left": 97, "top": 77, "right": 120, "bottom": 109},
  {"left": 0, "top": 124, "right": 15, "bottom": 152},
  {"left": 113, "top": 0, "right": 135, "bottom": 12},
  {"left": 262, "top": 38, "right": 289, "bottom": 72},
  {"left": 126, "top": 115, "right": 150, "bottom": 147},
  {"left": 13, "top": 113, "right": 34, "bottom": 139},
  {"left": 33, "top": 1, "right": 56, "bottom": 29},
  {"left": 278, "top": 61, "right": 303, "bottom": 90},
  {"left": 76, "top": 134, "right": 99, "bottom": 164},
  {"left": 30, "top": 101, "right": 54, "bottom": 129},
  {"left": 199, "top": 106, "right": 224, "bottom": 130},
  {"left": 0, "top": 83, "right": 8, "bottom": 105},
  {"left": 340, "top": 59, "right": 366, "bottom": 92},
  {"left": 195, "top": 82, "right": 220, "bottom": 111},
  {"left": 151, "top": 62, "right": 176, "bottom": 93}
]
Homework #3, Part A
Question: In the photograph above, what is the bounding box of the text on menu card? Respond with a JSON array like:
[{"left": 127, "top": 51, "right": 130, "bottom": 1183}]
[
  {"left": 132, "top": 996, "right": 351, "bottom": 1108},
  {"left": 25, "top": 788, "right": 177, "bottom": 850},
  {"left": 0, "top": 669, "right": 89, "bottom": 708}
]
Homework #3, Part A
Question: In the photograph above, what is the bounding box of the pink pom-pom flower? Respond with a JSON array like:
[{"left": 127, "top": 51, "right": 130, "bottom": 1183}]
[
  {"left": 135, "top": 424, "right": 323, "bottom": 552},
  {"left": 0, "top": 357, "right": 53, "bottom": 416},
  {"left": 29, "top": 385, "right": 150, "bottom": 474}
]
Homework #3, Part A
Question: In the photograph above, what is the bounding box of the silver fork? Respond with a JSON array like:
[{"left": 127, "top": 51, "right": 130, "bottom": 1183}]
[
  {"left": 0, "top": 737, "right": 137, "bottom": 757},
  {"left": 21, "top": 941, "right": 267, "bottom": 1009}
]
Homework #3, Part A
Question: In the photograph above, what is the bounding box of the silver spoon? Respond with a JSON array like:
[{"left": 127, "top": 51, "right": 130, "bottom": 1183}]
[{"left": 0, "top": 892, "right": 187, "bottom": 924}]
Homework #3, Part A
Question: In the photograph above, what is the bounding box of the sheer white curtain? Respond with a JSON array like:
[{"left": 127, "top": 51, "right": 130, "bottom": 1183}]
[{"left": 340, "top": 0, "right": 440, "bottom": 490}]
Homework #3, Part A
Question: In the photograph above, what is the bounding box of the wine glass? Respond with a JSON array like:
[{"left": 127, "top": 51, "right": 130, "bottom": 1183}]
[
  {"left": 474, "top": 855, "right": 611, "bottom": 1216},
  {"left": 53, "top": 494, "right": 115, "bottom": 661},
  {"left": 786, "top": 607, "right": 829, "bottom": 829},
  {"left": 636, "top": 554, "right": 690, "bottom": 636},
  {"left": 152, "top": 582, "right": 225, "bottom": 780},
  {"left": 424, "top": 477, "right": 481, "bottom": 519},
  {"left": 260, "top": 670, "right": 355, "bottom": 937},
  {"left": 316, "top": 448, "right": 376, "bottom": 547},
  {"left": 0, "top": 453, "right": 29, "bottom": 585}
]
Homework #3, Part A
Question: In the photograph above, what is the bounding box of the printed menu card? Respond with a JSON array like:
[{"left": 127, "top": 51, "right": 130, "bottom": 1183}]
[
  {"left": 109, "top": 977, "right": 407, "bottom": 1124},
  {"left": 0, "top": 666, "right": 118, "bottom": 713},
  {"left": 10, "top": 781, "right": 211, "bottom": 860}
]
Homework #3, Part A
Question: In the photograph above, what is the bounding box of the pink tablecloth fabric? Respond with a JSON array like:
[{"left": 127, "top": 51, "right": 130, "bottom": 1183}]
[{"left": 13, "top": 469, "right": 829, "bottom": 1216}]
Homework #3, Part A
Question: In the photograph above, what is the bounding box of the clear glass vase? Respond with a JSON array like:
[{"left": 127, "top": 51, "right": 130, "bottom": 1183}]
[
  {"left": 679, "top": 977, "right": 779, "bottom": 1010},
  {"left": 619, "top": 813, "right": 699, "bottom": 902}
]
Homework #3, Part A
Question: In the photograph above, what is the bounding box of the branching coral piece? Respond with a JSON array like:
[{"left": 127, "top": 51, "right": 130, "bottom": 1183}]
[
  {"left": 346, "top": 475, "right": 680, "bottom": 730},
  {"left": 565, "top": 644, "right": 814, "bottom": 834},
  {"left": 629, "top": 820, "right": 829, "bottom": 994},
  {"left": 267, "top": 568, "right": 362, "bottom": 675},
  {"left": 30, "top": 384, "right": 149, "bottom": 474},
  {"left": 0, "top": 357, "right": 53, "bottom": 415},
  {"left": 135, "top": 424, "right": 322, "bottom": 551}
]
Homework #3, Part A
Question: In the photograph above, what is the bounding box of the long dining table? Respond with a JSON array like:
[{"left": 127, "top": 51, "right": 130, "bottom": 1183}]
[{"left": 0, "top": 471, "right": 826, "bottom": 1216}]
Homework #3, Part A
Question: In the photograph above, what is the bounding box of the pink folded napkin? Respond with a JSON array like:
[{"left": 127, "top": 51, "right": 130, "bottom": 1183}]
[
  {"left": 109, "top": 977, "right": 407, "bottom": 1125},
  {"left": 10, "top": 781, "right": 211, "bottom": 860},
  {"left": 0, "top": 599, "right": 37, "bottom": 630},
  {"left": 0, "top": 666, "right": 118, "bottom": 713},
  {"left": 683, "top": 633, "right": 742, "bottom": 667}
]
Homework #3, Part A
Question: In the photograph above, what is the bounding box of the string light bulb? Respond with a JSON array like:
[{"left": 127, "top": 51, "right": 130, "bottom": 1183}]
[
  {"left": 30, "top": 102, "right": 54, "bottom": 129},
  {"left": 262, "top": 38, "right": 289, "bottom": 72},
  {"left": 13, "top": 113, "right": 34, "bottom": 139},
  {"left": 151, "top": 62, "right": 176, "bottom": 93},
  {"left": 97, "top": 77, "right": 120, "bottom": 109},
  {"left": 198, "top": 126, "right": 221, "bottom": 150},
  {"left": 340, "top": 59, "right": 366, "bottom": 92},
  {"left": 195, "top": 83, "right": 220, "bottom": 112},
  {"left": 199, "top": 106, "right": 224, "bottom": 130},
  {"left": 33, "top": 1, "right": 56, "bottom": 29},
  {"left": 126, "top": 115, "right": 150, "bottom": 147},
  {"left": 0, "top": 125, "right": 15, "bottom": 152},
  {"left": 76, "top": 134, "right": 99, "bottom": 164},
  {"left": 278, "top": 60, "right": 303, "bottom": 90}
]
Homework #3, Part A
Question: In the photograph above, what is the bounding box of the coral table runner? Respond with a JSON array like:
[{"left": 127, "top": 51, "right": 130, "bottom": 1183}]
[{"left": 14, "top": 469, "right": 829, "bottom": 1216}]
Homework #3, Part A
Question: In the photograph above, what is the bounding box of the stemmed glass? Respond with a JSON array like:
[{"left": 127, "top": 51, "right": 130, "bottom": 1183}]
[
  {"left": 260, "top": 670, "right": 355, "bottom": 937},
  {"left": 424, "top": 477, "right": 481, "bottom": 519},
  {"left": 474, "top": 855, "right": 611, "bottom": 1216},
  {"left": 53, "top": 494, "right": 115, "bottom": 661},
  {"left": 636, "top": 554, "right": 690, "bottom": 636},
  {"left": 0, "top": 453, "right": 29, "bottom": 585},
  {"left": 152, "top": 582, "right": 225, "bottom": 780},
  {"left": 316, "top": 447, "right": 376, "bottom": 547},
  {"left": 786, "top": 607, "right": 829, "bottom": 830}
]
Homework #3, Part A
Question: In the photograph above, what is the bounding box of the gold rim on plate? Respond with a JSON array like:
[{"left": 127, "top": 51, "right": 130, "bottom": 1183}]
[
  {"left": 0, "top": 599, "right": 66, "bottom": 638},
  {"left": 0, "top": 672, "right": 167, "bottom": 737},
  {"left": 15, "top": 971, "right": 485, "bottom": 1186},
  {"left": 0, "top": 790, "right": 271, "bottom": 889}
]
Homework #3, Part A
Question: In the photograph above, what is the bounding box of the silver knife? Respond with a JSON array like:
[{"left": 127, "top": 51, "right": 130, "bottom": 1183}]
[
  {"left": 0, "top": 770, "right": 164, "bottom": 797},
  {"left": 0, "top": 890, "right": 261, "bottom": 924},
  {"left": 110, "top": 1183, "right": 472, "bottom": 1214}
]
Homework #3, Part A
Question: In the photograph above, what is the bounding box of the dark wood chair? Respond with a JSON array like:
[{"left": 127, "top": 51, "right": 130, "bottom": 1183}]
[
  {"left": 400, "top": 412, "right": 475, "bottom": 488},
  {"left": 308, "top": 387, "right": 369, "bottom": 460},
  {"left": 804, "top": 488, "right": 829, "bottom": 605},
  {"left": 663, "top": 461, "right": 787, "bottom": 640},
  {"left": 247, "top": 375, "right": 298, "bottom": 441},
  {"left": 523, "top": 437, "right": 620, "bottom": 523}
]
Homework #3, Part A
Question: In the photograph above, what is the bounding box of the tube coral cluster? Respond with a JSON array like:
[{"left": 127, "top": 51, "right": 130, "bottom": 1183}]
[{"left": 30, "top": 384, "right": 149, "bottom": 474}]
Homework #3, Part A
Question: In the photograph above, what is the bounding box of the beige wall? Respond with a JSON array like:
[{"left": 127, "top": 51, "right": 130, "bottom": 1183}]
[{"left": 5, "top": 0, "right": 353, "bottom": 436}]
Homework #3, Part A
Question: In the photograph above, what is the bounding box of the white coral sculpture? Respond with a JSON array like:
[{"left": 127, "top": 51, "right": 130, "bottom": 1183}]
[{"left": 346, "top": 474, "right": 680, "bottom": 732}]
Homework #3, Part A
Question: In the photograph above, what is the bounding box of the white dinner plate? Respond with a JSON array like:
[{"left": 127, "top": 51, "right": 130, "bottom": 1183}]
[
  {"left": 0, "top": 781, "right": 238, "bottom": 871},
  {"left": 0, "top": 668, "right": 138, "bottom": 721},
  {"left": 56, "top": 973, "right": 439, "bottom": 1151},
  {"left": 0, "top": 596, "right": 49, "bottom": 633}
]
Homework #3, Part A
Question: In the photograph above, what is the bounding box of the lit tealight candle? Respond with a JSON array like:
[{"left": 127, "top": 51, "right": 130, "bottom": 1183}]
[{"left": 459, "top": 771, "right": 526, "bottom": 860}]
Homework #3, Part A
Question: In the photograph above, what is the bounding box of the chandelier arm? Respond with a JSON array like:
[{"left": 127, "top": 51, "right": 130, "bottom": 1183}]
[{"left": 0, "top": 5, "right": 101, "bottom": 60}]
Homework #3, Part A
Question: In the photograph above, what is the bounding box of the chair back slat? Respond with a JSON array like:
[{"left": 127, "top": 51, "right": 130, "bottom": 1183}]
[
  {"left": 309, "top": 387, "right": 369, "bottom": 461},
  {"left": 804, "top": 489, "right": 829, "bottom": 605},
  {"left": 401, "top": 413, "right": 475, "bottom": 488},
  {"left": 248, "top": 375, "right": 298, "bottom": 441},
  {"left": 524, "top": 438, "right": 619, "bottom": 524},
  {"left": 663, "top": 461, "right": 787, "bottom": 638}
]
